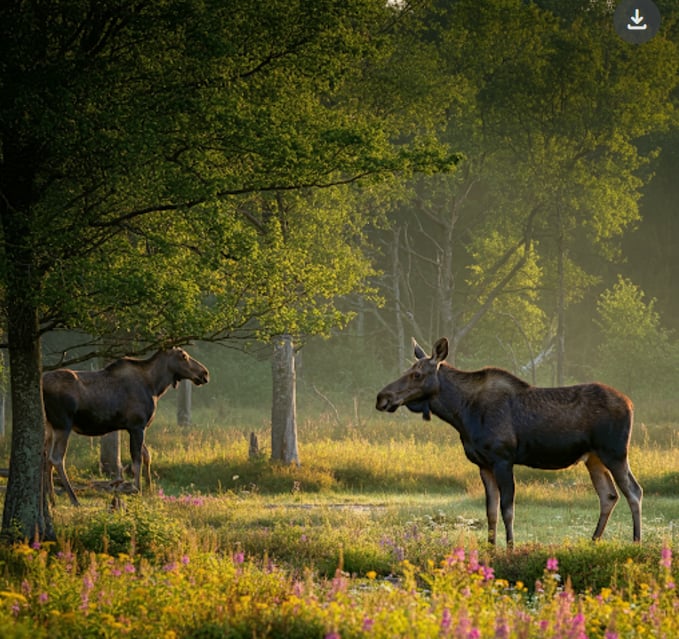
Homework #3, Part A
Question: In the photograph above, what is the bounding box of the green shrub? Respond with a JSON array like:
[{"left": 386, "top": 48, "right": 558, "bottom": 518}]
[{"left": 69, "top": 500, "right": 187, "bottom": 560}]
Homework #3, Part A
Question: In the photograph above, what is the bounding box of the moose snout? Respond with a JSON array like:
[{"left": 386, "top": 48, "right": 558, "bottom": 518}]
[
  {"left": 376, "top": 392, "right": 398, "bottom": 412},
  {"left": 194, "top": 368, "right": 210, "bottom": 385}
]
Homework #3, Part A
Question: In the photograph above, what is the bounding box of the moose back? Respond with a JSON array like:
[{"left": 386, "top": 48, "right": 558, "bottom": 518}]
[{"left": 376, "top": 337, "right": 642, "bottom": 546}]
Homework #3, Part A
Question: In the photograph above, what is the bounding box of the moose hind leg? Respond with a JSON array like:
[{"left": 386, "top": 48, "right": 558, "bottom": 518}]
[
  {"left": 585, "top": 454, "right": 618, "bottom": 541},
  {"left": 607, "top": 458, "right": 643, "bottom": 542}
]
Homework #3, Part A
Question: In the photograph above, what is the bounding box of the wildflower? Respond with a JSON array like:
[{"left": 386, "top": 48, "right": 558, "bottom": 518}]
[
  {"left": 366, "top": 571, "right": 377, "bottom": 580},
  {"left": 660, "top": 546, "right": 672, "bottom": 570},
  {"left": 546, "top": 557, "right": 559, "bottom": 572},
  {"left": 233, "top": 551, "right": 245, "bottom": 565},
  {"left": 124, "top": 563, "right": 136, "bottom": 574},
  {"left": 482, "top": 565, "right": 495, "bottom": 581},
  {"left": 440, "top": 607, "right": 452, "bottom": 634},
  {"left": 181, "top": 555, "right": 190, "bottom": 565},
  {"left": 325, "top": 633, "right": 340, "bottom": 639},
  {"left": 362, "top": 617, "right": 374, "bottom": 632},
  {"left": 494, "top": 617, "right": 510, "bottom": 639},
  {"left": 604, "top": 630, "right": 619, "bottom": 639},
  {"left": 38, "top": 592, "right": 48, "bottom": 604},
  {"left": 445, "top": 547, "right": 465, "bottom": 566}
]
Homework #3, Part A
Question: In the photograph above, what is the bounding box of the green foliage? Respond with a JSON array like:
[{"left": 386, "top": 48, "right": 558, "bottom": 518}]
[
  {"left": 595, "top": 276, "right": 679, "bottom": 396},
  {"left": 71, "top": 500, "right": 187, "bottom": 560}
]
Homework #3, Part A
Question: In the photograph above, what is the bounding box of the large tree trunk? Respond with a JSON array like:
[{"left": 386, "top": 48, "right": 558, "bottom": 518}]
[
  {"left": 1, "top": 283, "right": 54, "bottom": 542},
  {"left": 271, "top": 335, "right": 299, "bottom": 465}
]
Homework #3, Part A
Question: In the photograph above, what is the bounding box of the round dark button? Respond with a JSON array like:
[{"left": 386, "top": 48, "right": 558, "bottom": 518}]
[{"left": 614, "top": 0, "right": 661, "bottom": 44}]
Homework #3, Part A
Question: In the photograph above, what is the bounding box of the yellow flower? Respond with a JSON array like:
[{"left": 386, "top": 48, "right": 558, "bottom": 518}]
[{"left": 366, "top": 571, "right": 377, "bottom": 580}]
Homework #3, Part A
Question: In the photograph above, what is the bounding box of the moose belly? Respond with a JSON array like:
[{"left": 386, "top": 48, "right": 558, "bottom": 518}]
[{"left": 515, "top": 438, "right": 591, "bottom": 470}]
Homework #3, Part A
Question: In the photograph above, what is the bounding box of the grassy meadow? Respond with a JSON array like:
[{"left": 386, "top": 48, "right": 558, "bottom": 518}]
[{"left": 0, "top": 394, "right": 679, "bottom": 637}]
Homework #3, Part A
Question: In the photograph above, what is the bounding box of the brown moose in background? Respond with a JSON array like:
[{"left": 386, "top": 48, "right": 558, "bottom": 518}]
[
  {"left": 43, "top": 347, "right": 209, "bottom": 506},
  {"left": 376, "top": 337, "right": 642, "bottom": 546}
]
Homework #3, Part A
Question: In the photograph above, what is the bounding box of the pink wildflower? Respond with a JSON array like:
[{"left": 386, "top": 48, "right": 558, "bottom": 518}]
[
  {"left": 546, "top": 556, "right": 559, "bottom": 572},
  {"left": 467, "top": 550, "right": 479, "bottom": 572},
  {"left": 661, "top": 546, "right": 672, "bottom": 570},
  {"left": 362, "top": 617, "right": 374, "bottom": 632},
  {"left": 440, "top": 607, "right": 452, "bottom": 634},
  {"left": 446, "top": 547, "right": 465, "bottom": 565}
]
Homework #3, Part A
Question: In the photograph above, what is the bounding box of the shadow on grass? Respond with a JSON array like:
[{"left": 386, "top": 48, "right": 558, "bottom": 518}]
[
  {"left": 638, "top": 471, "right": 679, "bottom": 496},
  {"left": 153, "top": 457, "right": 466, "bottom": 496}
]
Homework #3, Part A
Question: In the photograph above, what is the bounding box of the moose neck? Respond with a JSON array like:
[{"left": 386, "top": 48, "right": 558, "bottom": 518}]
[
  {"left": 145, "top": 352, "right": 176, "bottom": 398},
  {"left": 428, "top": 364, "right": 473, "bottom": 436}
]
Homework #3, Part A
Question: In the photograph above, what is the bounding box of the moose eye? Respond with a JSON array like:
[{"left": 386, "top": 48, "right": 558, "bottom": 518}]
[{"left": 411, "top": 370, "right": 423, "bottom": 381}]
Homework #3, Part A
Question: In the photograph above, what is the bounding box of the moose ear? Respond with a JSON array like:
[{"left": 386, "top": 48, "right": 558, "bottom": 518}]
[
  {"left": 432, "top": 338, "right": 448, "bottom": 363},
  {"left": 412, "top": 338, "right": 427, "bottom": 360}
]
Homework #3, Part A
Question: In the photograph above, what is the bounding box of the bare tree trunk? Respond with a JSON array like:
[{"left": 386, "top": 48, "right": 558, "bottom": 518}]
[
  {"left": 271, "top": 335, "right": 299, "bottom": 465},
  {"left": 99, "top": 431, "right": 122, "bottom": 479},
  {"left": 177, "top": 379, "right": 192, "bottom": 426},
  {"left": 392, "top": 226, "right": 406, "bottom": 371},
  {"left": 556, "top": 207, "right": 566, "bottom": 386},
  {"left": 0, "top": 393, "right": 5, "bottom": 438}
]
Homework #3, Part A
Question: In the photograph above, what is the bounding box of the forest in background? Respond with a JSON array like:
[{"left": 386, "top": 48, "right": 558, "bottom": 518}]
[{"left": 2, "top": 0, "right": 679, "bottom": 540}]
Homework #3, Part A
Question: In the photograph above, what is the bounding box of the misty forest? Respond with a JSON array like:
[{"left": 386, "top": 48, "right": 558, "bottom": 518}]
[{"left": 1, "top": 0, "right": 679, "bottom": 636}]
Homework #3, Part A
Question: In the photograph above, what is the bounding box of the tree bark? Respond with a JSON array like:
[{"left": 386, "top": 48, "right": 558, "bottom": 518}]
[
  {"left": 177, "top": 379, "right": 192, "bottom": 426},
  {"left": 1, "top": 282, "right": 54, "bottom": 542},
  {"left": 270, "top": 335, "right": 299, "bottom": 465},
  {"left": 99, "top": 431, "right": 122, "bottom": 479}
]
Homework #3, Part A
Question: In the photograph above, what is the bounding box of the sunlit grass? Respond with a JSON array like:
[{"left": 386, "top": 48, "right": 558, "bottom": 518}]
[{"left": 1, "top": 408, "right": 679, "bottom": 636}]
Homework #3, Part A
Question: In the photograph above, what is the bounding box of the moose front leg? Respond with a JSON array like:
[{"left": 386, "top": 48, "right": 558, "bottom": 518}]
[
  {"left": 493, "top": 462, "right": 516, "bottom": 547},
  {"left": 479, "top": 467, "right": 500, "bottom": 545},
  {"left": 128, "top": 429, "right": 146, "bottom": 495}
]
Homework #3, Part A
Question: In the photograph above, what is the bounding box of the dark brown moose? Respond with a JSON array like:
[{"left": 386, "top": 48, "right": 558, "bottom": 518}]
[
  {"left": 376, "top": 338, "right": 642, "bottom": 546},
  {"left": 43, "top": 347, "right": 209, "bottom": 506}
]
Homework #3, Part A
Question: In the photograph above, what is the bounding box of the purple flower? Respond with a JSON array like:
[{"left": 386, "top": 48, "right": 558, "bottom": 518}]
[
  {"left": 362, "top": 617, "right": 374, "bottom": 632},
  {"left": 233, "top": 551, "right": 245, "bottom": 565}
]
